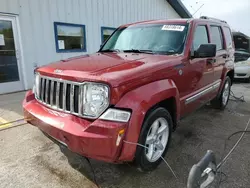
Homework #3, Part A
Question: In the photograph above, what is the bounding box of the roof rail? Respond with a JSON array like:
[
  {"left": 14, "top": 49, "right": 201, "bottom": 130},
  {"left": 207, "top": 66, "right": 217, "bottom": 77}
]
[{"left": 200, "top": 16, "right": 227, "bottom": 24}]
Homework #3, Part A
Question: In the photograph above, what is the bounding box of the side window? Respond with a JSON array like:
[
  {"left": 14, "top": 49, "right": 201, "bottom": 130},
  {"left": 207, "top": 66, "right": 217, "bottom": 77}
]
[
  {"left": 193, "top": 25, "right": 209, "bottom": 51},
  {"left": 210, "top": 26, "right": 224, "bottom": 51},
  {"left": 223, "top": 27, "right": 233, "bottom": 49}
]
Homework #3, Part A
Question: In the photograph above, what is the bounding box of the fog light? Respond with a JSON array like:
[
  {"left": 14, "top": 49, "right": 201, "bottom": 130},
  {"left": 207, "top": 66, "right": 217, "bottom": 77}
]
[{"left": 99, "top": 109, "right": 131, "bottom": 122}]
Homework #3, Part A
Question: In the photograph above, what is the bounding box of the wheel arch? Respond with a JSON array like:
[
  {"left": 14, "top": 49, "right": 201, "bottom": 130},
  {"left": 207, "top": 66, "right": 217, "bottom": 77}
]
[
  {"left": 116, "top": 79, "right": 180, "bottom": 161},
  {"left": 226, "top": 69, "right": 234, "bottom": 85},
  {"left": 142, "top": 97, "right": 177, "bottom": 131}
]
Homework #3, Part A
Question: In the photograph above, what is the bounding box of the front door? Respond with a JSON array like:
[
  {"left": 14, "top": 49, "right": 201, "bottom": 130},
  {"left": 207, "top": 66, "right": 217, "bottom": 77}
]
[
  {"left": 0, "top": 15, "right": 24, "bottom": 94},
  {"left": 181, "top": 24, "right": 214, "bottom": 116}
]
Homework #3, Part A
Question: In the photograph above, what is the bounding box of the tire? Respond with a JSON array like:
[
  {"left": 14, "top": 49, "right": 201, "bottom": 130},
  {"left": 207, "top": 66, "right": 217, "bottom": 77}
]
[
  {"left": 211, "top": 76, "right": 231, "bottom": 110},
  {"left": 246, "top": 77, "right": 250, "bottom": 83},
  {"left": 135, "top": 107, "right": 173, "bottom": 172}
]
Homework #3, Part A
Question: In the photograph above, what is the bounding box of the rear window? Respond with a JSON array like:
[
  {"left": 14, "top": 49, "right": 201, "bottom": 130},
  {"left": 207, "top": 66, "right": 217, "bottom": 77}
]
[
  {"left": 223, "top": 27, "right": 233, "bottom": 49},
  {"left": 210, "top": 26, "right": 224, "bottom": 51}
]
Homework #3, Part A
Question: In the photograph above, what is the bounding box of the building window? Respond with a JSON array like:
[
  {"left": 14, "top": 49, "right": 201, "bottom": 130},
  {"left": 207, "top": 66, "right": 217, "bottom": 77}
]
[
  {"left": 101, "top": 27, "right": 116, "bottom": 44},
  {"left": 54, "top": 22, "right": 86, "bottom": 53}
]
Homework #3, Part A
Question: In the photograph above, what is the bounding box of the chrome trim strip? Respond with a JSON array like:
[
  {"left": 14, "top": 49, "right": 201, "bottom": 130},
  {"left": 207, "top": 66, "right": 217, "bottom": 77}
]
[
  {"left": 50, "top": 81, "right": 54, "bottom": 105},
  {"left": 185, "top": 80, "right": 221, "bottom": 105},
  {"left": 41, "top": 78, "right": 45, "bottom": 101},
  {"left": 70, "top": 84, "right": 75, "bottom": 112},
  {"left": 56, "top": 81, "right": 60, "bottom": 108},
  {"left": 63, "top": 82, "right": 67, "bottom": 110},
  {"left": 45, "top": 80, "right": 49, "bottom": 103},
  {"left": 79, "top": 85, "right": 83, "bottom": 115},
  {"left": 213, "top": 82, "right": 221, "bottom": 89}
]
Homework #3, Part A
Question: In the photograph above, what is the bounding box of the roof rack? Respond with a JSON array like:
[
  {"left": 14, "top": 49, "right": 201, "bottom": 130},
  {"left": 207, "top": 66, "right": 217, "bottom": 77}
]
[{"left": 200, "top": 16, "right": 227, "bottom": 24}]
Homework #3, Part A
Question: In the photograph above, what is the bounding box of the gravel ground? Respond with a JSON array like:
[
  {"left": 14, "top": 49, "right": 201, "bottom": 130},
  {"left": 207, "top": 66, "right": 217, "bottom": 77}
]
[{"left": 0, "top": 82, "right": 250, "bottom": 188}]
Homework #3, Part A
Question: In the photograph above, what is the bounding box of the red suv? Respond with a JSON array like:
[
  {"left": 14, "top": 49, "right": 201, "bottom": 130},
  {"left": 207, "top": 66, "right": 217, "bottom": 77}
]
[{"left": 23, "top": 17, "right": 234, "bottom": 171}]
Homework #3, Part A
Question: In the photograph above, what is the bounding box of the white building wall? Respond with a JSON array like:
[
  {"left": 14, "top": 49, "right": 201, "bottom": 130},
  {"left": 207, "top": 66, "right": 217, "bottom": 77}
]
[{"left": 0, "top": 0, "right": 180, "bottom": 89}]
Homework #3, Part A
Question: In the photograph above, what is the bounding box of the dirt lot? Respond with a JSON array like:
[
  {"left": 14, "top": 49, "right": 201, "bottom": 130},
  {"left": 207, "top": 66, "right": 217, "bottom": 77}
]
[{"left": 0, "top": 83, "right": 250, "bottom": 188}]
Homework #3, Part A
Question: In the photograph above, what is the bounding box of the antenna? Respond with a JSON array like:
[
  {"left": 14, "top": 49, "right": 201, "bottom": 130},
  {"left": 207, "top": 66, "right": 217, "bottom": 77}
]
[{"left": 192, "top": 3, "right": 204, "bottom": 17}]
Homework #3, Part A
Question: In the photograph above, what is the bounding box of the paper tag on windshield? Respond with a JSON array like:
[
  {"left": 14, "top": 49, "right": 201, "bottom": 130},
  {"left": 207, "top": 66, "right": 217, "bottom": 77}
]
[{"left": 162, "top": 25, "right": 185, "bottom": 31}]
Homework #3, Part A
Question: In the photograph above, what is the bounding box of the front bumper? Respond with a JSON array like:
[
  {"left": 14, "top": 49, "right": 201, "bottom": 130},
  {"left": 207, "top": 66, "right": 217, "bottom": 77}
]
[
  {"left": 23, "top": 90, "right": 128, "bottom": 163},
  {"left": 234, "top": 66, "right": 250, "bottom": 79}
]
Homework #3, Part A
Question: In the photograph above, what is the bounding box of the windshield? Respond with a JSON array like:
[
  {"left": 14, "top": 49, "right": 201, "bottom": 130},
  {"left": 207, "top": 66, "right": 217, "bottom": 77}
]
[{"left": 100, "top": 24, "right": 189, "bottom": 55}]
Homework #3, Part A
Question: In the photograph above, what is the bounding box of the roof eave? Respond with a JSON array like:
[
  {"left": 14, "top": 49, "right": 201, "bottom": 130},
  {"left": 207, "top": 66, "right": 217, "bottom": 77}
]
[{"left": 167, "top": 0, "right": 192, "bottom": 18}]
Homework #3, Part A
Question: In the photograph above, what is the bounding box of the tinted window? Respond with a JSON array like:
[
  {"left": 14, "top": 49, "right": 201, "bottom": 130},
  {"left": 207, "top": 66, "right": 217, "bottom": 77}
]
[
  {"left": 223, "top": 27, "right": 233, "bottom": 49},
  {"left": 210, "top": 26, "right": 224, "bottom": 51},
  {"left": 193, "top": 25, "right": 209, "bottom": 51}
]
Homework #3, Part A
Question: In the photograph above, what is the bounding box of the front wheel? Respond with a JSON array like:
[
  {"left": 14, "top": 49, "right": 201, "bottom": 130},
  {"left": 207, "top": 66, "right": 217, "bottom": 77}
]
[
  {"left": 211, "top": 76, "right": 231, "bottom": 110},
  {"left": 135, "top": 107, "right": 173, "bottom": 172}
]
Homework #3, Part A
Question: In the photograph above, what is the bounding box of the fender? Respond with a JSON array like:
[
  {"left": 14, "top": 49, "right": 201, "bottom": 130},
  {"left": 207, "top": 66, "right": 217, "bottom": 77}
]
[
  {"left": 115, "top": 79, "right": 180, "bottom": 161},
  {"left": 217, "top": 67, "right": 234, "bottom": 97}
]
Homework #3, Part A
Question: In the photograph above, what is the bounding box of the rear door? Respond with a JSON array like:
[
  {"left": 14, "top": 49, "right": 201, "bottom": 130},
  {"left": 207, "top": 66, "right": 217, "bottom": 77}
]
[
  {"left": 209, "top": 25, "right": 227, "bottom": 83},
  {"left": 222, "top": 27, "right": 234, "bottom": 70}
]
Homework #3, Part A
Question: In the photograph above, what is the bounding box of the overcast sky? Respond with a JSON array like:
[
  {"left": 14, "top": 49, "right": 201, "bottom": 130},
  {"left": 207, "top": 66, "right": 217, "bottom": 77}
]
[{"left": 182, "top": 0, "right": 250, "bottom": 36}]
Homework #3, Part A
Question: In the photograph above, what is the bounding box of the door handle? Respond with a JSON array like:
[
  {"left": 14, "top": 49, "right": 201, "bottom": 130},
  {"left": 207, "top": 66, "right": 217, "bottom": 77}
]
[
  {"left": 207, "top": 59, "right": 216, "bottom": 64},
  {"left": 222, "top": 54, "right": 229, "bottom": 59}
]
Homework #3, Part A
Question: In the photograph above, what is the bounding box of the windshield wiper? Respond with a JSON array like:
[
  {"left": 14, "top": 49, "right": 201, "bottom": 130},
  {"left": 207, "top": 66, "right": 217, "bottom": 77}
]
[
  {"left": 123, "top": 49, "right": 154, "bottom": 54},
  {"left": 100, "top": 49, "right": 121, "bottom": 53}
]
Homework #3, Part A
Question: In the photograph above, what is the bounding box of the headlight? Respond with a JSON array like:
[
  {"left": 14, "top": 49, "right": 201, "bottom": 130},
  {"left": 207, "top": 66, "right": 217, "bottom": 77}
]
[
  {"left": 33, "top": 73, "right": 40, "bottom": 95},
  {"left": 83, "top": 83, "right": 109, "bottom": 118}
]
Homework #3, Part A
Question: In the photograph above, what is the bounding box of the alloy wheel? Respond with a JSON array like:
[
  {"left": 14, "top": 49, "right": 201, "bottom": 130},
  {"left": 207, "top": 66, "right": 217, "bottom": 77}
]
[
  {"left": 222, "top": 81, "right": 230, "bottom": 105},
  {"left": 145, "top": 117, "right": 169, "bottom": 162}
]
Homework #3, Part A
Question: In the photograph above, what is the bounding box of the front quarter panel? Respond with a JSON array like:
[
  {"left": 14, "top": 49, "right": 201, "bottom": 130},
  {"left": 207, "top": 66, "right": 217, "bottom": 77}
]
[{"left": 115, "top": 79, "right": 180, "bottom": 161}]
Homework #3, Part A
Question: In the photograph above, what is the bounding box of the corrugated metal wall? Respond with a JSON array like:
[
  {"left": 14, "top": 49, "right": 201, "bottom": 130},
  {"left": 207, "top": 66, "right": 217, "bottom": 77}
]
[{"left": 0, "top": 0, "right": 180, "bottom": 89}]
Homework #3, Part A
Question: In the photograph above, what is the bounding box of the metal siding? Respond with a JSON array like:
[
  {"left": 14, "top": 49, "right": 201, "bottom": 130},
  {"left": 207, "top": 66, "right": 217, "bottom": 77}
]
[{"left": 0, "top": 0, "right": 181, "bottom": 90}]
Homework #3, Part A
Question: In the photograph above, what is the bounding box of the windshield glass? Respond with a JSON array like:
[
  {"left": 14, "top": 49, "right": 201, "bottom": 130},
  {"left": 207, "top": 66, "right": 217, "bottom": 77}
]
[{"left": 100, "top": 24, "right": 189, "bottom": 55}]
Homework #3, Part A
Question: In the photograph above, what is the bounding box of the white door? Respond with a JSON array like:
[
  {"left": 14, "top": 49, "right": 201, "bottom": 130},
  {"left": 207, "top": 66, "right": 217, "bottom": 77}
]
[{"left": 0, "top": 15, "right": 24, "bottom": 94}]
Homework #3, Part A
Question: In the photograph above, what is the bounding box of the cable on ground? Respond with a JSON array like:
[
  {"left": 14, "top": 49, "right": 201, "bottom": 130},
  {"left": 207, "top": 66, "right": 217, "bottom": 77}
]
[
  {"left": 85, "top": 157, "right": 100, "bottom": 188},
  {"left": 123, "top": 140, "right": 178, "bottom": 179},
  {"left": 229, "top": 91, "right": 245, "bottom": 102},
  {"left": 217, "top": 116, "right": 250, "bottom": 187}
]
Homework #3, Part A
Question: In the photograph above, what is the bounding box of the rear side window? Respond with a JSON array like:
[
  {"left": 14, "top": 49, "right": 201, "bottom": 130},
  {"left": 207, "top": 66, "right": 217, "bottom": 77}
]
[
  {"left": 223, "top": 27, "right": 233, "bottom": 49},
  {"left": 193, "top": 25, "right": 209, "bottom": 51},
  {"left": 210, "top": 26, "right": 224, "bottom": 51}
]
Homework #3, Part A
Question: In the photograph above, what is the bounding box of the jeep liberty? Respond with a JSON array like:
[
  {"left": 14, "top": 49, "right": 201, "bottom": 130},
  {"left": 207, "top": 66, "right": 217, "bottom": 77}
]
[{"left": 23, "top": 17, "right": 235, "bottom": 171}]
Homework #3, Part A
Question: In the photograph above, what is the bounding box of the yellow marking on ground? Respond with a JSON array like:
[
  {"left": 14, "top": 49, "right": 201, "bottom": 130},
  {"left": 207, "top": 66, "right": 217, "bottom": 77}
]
[{"left": 0, "top": 117, "right": 12, "bottom": 129}]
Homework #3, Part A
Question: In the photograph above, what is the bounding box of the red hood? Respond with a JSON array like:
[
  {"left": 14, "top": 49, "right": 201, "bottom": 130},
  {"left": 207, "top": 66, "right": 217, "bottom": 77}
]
[{"left": 38, "top": 52, "right": 182, "bottom": 87}]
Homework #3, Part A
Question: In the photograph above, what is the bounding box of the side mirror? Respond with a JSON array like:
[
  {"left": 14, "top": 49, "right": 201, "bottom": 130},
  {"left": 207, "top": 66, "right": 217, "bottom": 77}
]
[{"left": 193, "top": 44, "right": 216, "bottom": 58}]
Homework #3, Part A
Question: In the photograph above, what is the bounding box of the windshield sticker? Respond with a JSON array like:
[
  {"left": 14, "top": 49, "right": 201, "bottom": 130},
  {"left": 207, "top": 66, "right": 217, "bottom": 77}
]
[{"left": 162, "top": 25, "right": 185, "bottom": 31}]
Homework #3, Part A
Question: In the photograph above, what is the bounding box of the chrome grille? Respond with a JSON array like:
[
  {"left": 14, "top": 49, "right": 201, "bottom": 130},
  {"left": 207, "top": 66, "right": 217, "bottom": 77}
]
[{"left": 35, "top": 75, "right": 83, "bottom": 116}]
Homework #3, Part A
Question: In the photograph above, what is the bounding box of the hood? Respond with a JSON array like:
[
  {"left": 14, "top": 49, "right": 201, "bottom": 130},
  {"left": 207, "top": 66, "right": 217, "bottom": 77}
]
[
  {"left": 235, "top": 60, "right": 250, "bottom": 67},
  {"left": 38, "top": 52, "right": 181, "bottom": 87}
]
